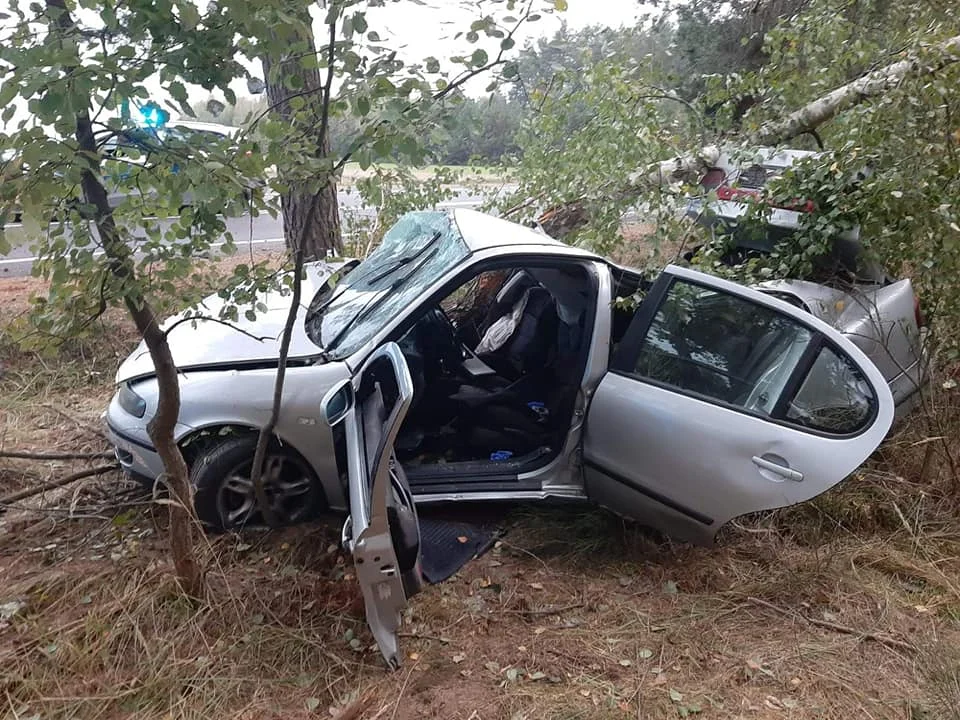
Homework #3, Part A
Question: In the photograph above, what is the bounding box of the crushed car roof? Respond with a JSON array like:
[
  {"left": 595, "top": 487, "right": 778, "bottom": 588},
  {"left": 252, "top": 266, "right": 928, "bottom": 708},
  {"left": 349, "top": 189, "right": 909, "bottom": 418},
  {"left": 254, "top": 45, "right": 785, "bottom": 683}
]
[{"left": 453, "top": 208, "right": 578, "bottom": 253}]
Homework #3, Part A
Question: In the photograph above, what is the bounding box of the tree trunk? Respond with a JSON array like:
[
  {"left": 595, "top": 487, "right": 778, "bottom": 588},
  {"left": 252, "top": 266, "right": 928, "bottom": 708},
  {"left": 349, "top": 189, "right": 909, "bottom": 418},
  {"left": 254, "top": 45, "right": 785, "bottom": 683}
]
[
  {"left": 48, "top": 0, "right": 204, "bottom": 598},
  {"left": 754, "top": 34, "right": 960, "bottom": 145},
  {"left": 261, "top": 24, "right": 342, "bottom": 260},
  {"left": 537, "top": 33, "right": 960, "bottom": 240}
]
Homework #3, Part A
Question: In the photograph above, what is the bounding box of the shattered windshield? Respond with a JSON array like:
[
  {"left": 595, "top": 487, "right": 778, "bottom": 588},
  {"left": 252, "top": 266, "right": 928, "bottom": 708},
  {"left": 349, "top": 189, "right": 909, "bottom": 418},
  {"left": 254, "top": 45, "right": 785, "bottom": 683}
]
[{"left": 304, "top": 211, "right": 469, "bottom": 359}]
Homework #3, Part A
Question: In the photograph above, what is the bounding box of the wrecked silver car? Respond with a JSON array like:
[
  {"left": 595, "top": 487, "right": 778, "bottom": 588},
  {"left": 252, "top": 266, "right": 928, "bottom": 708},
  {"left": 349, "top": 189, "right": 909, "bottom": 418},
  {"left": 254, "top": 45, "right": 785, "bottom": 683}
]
[{"left": 107, "top": 208, "right": 916, "bottom": 666}]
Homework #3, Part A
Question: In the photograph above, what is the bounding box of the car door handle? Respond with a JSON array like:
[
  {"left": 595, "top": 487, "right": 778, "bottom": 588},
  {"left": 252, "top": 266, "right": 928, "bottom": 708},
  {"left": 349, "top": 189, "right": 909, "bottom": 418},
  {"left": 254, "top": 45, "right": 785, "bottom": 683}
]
[{"left": 751, "top": 455, "right": 804, "bottom": 482}]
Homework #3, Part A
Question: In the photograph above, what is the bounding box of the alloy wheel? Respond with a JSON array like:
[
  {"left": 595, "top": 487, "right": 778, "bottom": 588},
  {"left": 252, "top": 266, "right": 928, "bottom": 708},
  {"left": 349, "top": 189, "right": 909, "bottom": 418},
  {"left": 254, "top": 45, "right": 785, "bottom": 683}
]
[{"left": 215, "top": 453, "right": 314, "bottom": 528}]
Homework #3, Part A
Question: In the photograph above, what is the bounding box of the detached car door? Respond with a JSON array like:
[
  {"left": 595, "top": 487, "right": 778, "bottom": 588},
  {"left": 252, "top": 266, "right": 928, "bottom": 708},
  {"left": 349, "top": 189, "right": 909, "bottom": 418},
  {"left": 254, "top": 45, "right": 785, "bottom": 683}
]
[
  {"left": 584, "top": 265, "right": 894, "bottom": 545},
  {"left": 327, "top": 342, "right": 424, "bottom": 669}
]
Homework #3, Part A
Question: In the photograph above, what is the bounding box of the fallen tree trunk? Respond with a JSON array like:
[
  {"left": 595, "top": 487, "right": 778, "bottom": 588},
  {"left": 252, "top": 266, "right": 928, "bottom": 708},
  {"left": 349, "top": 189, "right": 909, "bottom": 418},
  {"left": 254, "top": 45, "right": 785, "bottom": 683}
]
[
  {"left": 536, "top": 34, "right": 960, "bottom": 240},
  {"left": 755, "top": 34, "right": 960, "bottom": 145}
]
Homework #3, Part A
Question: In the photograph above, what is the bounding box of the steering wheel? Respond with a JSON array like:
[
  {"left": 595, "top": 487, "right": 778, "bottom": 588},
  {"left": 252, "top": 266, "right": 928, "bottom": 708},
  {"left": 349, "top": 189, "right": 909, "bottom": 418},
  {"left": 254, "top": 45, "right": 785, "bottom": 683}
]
[{"left": 420, "top": 307, "right": 465, "bottom": 375}]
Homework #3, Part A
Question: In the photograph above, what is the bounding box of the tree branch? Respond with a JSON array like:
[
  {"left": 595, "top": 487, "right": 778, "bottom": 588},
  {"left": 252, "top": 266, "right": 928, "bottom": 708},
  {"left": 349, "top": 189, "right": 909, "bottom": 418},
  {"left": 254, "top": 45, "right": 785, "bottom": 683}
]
[
  {"left": 747, "top": 596, "right": 916, "bottom": 653},
  {"left": 45, "top": 0, "right": 204, "bottom": 598},
  {"left": 0, "top": 450, "right": 113, "bottom": 461},
  {"left": 162, "top": 314, "right": 275, "bottom": 342},
  {"left": 248, "top": 14, "right": 338, "bottom": 529},
  {"left": 0, "top": 464, "right": 118, "bottom": 507},
  {"left": 755, "top": 34, "right": 960, "bottom": 145},
  {"left": 536, "top": 33, "right": 960, "bottom": 239}
]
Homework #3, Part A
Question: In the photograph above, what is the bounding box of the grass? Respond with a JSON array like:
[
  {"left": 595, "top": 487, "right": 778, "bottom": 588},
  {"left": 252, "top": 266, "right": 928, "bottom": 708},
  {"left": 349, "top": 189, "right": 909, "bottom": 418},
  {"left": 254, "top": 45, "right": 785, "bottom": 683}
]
[{"left": 3, "top": 253, "right": 960, "bottom": 719}]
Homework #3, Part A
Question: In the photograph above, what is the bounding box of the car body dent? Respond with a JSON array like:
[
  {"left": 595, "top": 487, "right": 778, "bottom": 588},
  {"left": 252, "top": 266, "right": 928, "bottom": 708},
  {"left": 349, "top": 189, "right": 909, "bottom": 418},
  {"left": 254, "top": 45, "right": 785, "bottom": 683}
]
[
  {"left": 454, "top": 207, "right": 570, "bottom": 252},
  {"left": 111, "top": 361, "right": 352, "bottom": 509}
]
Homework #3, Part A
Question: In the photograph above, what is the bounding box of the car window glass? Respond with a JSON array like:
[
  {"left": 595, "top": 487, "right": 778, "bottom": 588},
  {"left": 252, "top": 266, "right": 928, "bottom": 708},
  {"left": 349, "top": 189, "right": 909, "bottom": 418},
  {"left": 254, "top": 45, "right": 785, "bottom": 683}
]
[
  {"left": 632, "top": 279, "right": 812, "bottom": 416},
  {"left": 306, "top": 211, "right": 469, "bottom": 358},
  {"left": 786, "top": 346, "right": 875, "bottom": 433}
]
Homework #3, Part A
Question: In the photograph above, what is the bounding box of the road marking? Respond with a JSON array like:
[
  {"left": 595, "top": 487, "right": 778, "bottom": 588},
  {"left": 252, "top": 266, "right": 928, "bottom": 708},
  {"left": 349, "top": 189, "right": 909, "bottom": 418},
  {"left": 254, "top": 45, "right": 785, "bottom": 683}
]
[{"left": 0, "top": 236, "right": 290, "bottom": 267}]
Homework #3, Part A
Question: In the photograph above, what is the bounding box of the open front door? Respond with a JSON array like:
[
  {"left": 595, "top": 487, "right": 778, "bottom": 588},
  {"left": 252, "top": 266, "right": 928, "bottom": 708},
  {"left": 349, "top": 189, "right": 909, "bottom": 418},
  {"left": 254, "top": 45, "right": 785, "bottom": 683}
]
[
  {"left": 329, "top": 342, "right": 423, "bottom": 669},
  {"left": 584, "top": 265, "right": 894, "bottom": 545}
]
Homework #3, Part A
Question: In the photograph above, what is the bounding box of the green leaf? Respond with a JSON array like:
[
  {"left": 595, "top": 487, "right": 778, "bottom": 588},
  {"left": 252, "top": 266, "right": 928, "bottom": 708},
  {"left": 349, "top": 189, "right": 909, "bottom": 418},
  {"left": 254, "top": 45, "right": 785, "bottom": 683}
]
[
  {"left": 169, "top": 81, "right": 188, "bottom": 104},
  {"left": 554, "top": 0, "right": 568, "bottom": 10},
  {"left": 669, "top": 688, "right": 683, "bottom": 703},
  {"left": 471, "top": 49, "right": 489, "bottom": 67},
  {"left": 178, "top": 1, "right": 200, "bottom": 30},
  {"left": 352, "top": 12, "right": 367, "bottom": 34}
]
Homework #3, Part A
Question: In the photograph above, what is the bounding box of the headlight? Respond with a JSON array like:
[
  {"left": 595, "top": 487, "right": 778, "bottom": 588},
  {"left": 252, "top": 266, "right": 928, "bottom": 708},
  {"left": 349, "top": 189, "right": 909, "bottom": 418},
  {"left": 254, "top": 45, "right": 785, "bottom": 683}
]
[{"left": 118, "top": 382, "right": 146, "bottom": 418}]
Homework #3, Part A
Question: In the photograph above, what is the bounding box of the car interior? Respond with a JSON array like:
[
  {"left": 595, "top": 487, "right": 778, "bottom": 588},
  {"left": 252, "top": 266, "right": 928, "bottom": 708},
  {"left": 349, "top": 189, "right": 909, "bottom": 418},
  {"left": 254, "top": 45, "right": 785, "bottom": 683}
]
[{"left": 383, "top": 262, "right": 597, "bottom": 487}]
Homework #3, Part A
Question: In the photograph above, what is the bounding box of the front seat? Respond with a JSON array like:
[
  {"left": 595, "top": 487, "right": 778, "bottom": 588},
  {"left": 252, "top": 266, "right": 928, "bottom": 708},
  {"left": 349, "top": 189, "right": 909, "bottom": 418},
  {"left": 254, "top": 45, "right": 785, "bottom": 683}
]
[
  {"left": 475, "top": 274, "right": 560, "bottom": 380},
  {"left": 451, "top": 276, "right": 562, "bottom": 457}
]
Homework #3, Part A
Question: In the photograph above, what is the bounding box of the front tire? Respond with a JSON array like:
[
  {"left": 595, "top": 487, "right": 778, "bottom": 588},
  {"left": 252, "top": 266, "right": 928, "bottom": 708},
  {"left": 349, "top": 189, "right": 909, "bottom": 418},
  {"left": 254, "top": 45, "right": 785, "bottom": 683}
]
[{"left": 191, "top": 434, "right": 323, "bottom": 531}]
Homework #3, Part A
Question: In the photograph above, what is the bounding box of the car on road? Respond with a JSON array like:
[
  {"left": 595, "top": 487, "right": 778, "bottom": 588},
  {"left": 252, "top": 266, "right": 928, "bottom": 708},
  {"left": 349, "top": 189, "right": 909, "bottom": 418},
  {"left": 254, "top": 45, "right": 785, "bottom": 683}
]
[
  {"left": 105, "top": 208, "right": 919, "bottom": 667},
  {"left": 682, "top": 146, "right": 927, "bottom": 416},
  {"left": 2, "top": 120, "right": 257, "bottom": 224},
  {"left": 101, "top": 119, "right": 261, "bottom": 213}
]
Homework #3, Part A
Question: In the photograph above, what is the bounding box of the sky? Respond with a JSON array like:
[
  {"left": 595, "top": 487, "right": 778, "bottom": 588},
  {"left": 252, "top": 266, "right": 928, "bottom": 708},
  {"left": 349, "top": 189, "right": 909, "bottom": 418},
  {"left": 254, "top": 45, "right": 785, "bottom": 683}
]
[
  {"left": 370, "top": 0, "right": 645, "bottom": 44},
  {"left": 366, "top": 0, "right": 647, "bottom": 95},
  {"left": 222, "top": 0, "right": 649, "bottom": 101},
  {"left": 0, "top": 0, "right": 649, "bottom": 128}
]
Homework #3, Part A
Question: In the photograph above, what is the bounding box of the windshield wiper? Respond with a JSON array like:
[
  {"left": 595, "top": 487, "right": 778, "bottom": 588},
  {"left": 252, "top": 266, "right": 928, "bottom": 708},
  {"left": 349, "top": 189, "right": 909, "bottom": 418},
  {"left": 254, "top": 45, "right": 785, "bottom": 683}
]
[
  {"left": 367, "top": 230, "right": 442, "bottom": 285},
  {"left": 323, "top": 247, "right": 440, "bottom": 355}
]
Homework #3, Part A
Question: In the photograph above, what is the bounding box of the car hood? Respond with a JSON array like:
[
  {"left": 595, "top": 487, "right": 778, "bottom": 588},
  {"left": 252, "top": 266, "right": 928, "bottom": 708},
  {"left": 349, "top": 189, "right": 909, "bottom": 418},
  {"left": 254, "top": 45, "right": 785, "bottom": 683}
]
[{"left": 116, "top": 259, "right": 351, "bottom": 383}]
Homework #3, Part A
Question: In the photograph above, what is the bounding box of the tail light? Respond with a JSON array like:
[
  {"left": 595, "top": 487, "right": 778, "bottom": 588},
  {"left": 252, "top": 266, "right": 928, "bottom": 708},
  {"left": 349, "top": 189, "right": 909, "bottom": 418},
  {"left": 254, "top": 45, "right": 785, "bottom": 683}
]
[
  {"left": 715, "top": 184, "right": 816, "bottom": 212},
  {"left": 700, "top": 167, "right": 726, "bottom": 189},
  {"left": 914, "top": 295, "right": 926, "bottom": 328},
  {"left": 716, "top": 185, "right": 760, "bottom": 202}
]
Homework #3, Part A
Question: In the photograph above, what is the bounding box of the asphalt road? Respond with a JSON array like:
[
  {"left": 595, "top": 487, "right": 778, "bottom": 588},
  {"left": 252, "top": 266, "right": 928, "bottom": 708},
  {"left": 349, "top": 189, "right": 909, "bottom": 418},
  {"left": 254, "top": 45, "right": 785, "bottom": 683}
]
[{"left": 0, "top": 186, "right": 499, "bottom": 278}]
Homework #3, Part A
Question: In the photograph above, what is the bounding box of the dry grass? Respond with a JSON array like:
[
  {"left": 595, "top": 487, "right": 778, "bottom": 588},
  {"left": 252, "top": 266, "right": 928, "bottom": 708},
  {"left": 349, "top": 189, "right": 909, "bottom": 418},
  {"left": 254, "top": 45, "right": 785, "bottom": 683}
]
[{"left": 3, "top": 252, "right": 960, "bottom": 719}]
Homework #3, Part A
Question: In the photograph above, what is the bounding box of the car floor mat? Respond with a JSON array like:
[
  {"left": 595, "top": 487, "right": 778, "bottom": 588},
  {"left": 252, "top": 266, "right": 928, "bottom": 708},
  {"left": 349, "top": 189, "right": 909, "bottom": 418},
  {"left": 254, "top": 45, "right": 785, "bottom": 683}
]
[{"left": 417, "top": 505, "right": 508, "bottom": 584}]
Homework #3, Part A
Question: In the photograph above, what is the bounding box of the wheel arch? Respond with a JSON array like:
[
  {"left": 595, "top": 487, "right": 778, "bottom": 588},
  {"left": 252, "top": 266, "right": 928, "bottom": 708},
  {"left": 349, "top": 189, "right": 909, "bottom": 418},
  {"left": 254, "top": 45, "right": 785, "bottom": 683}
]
[{"left": 177, "top": 422, "right": 328, "bottom": 507}]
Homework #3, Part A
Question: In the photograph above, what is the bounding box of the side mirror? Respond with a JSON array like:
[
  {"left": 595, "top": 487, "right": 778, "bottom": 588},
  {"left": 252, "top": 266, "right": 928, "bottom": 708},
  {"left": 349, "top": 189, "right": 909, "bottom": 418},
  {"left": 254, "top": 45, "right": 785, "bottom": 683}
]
[{"left": 322, "top": 380, "right": 354, "bottom": 426}]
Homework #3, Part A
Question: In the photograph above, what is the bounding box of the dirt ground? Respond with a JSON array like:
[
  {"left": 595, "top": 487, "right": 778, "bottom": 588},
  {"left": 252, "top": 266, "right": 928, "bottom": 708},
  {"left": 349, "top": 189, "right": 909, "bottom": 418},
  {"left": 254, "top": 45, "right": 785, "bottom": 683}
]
[{"left": 2, "top": 249, "right": 960, "bottom": 719}]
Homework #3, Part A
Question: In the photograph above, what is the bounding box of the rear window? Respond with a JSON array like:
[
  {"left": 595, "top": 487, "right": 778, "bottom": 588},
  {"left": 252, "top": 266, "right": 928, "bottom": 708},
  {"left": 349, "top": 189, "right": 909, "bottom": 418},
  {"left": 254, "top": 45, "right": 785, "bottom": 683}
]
[
  {"left": 786, "top": 345, "right": 876, "bottom": 433},
  {"left": 705, "top": 221, "right": 888, "bottom": 284}
]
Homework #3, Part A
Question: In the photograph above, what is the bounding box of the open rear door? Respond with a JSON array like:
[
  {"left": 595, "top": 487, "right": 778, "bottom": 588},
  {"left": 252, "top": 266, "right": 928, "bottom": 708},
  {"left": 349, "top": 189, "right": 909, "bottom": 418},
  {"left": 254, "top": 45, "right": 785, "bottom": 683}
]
[{"left": 329, "top": 342, "right": 423, "bottom": 669}]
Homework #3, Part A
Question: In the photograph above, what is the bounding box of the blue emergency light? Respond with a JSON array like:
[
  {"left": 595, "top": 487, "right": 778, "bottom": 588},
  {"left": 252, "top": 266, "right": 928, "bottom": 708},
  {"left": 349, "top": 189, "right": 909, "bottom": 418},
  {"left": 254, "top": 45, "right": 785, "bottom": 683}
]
[{"left": 138, "top": 103, "right": 169, "bottom": 128}]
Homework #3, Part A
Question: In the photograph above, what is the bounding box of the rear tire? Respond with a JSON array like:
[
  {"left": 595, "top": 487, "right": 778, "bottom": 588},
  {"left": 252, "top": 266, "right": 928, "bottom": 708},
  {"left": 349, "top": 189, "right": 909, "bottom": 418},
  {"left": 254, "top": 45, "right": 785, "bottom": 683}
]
[{"left": 191, "top": 434, "right": 323, "bottom": 531}]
